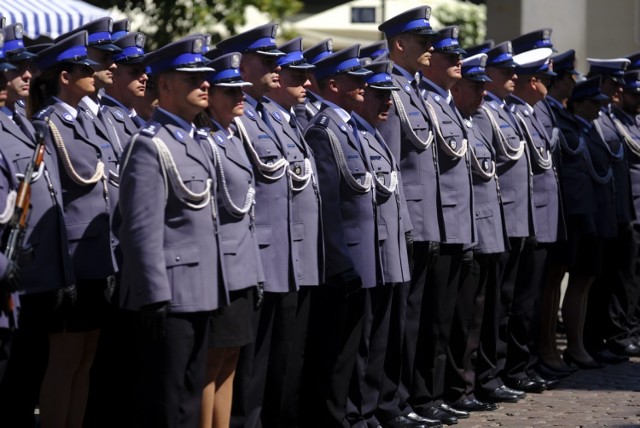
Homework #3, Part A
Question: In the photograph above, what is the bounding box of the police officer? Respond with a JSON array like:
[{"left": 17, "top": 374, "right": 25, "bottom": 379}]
[
  {"left": 257, "top": 36, "right": 323, "bottom": 427},
  {"left": 196, "top": 51, "right": 265, "bottom": 428},
  {"left": 30, "top": 30, "right": 116, "bottom": 428},
  {"left": 376, "top": 7, "right": 445, "bottom": 426},
  {"left": 415, "top": 25, "right": 475, "bottom": 423},
  {"left": 608, "top": 69, "right": 640, "bottom": 351},
  {"left": 558, "top": 76, "right": 615, "bottom": 370},
  {"left": 533, "top": 49, "right": 584, "bottom": 375},
  {"left": 216, "top": 24, "right": 300, "bottom": 428},
  {"left": 102, "top": 31, "right": 148, "bottom": 139},
  {"left": 446, "top": 53, "right": 505, "bottom": 413},
  {"left": 117, "top": 34, "right": 222, "bottom": 427},
  {"left": 84, "top": 28, "right": 150, "bottom": 428},
  {"left": 472, "top": 41, "right": 535, "bottom": 401},
  {"left": 505, "top": 46, "right": 564, "bottom": 389},
  {"left": 302, "top": 44, "right": 378, "bottom": 427},
  {"left": 350, "top": 60, "right": 424, "bottom": 428},
  {"left": 0, "top": 28, "right": 59, "bottom": 427},
  {"left": 294, "top": 38, "right": 334, "bottom": 128},
  {"left": 584, "top": 58, "right": 640, "bottom": 358}
]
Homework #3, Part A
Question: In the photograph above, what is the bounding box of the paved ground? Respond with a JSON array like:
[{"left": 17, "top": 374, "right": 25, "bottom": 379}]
[{"left": 458, "top": 356, "right": 640, "bottom": 428}]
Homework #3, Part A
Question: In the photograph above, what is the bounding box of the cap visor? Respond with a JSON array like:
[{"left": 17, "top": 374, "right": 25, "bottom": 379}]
[
  {"left": 76, "top": 58, "right": 100, "bottom": 67},
  {"left": 285, "top": 63, "right": 316, "bottom": 70},
  {"left": 436, "top": 47, "right": 466, "bottom": 55},
  {"left": 91, "top": 43, "right": 123, "bottom": 53},
  {"left": 490, "top": 59, "right": 517, "bottom": 69},
  {"left": 347, "top": 68, "right": 373, "bottom": 77},
  {"left": 369, "top": 83, "right": 400, "bottom": 91},
  {"left": 0, "top": 61, "right": 17, "bottom": 72},
  {"left": 592, "top": 93, "right": 610, "bottom": 101},
  {"left": 254, "top": 48, "right": 285, "bottom": 57},
  {"left": 413, "top": 28, "right": 439, "bottom": 37},
  {"left": 175, "top": 65, "right": 216, "bottom": 72},
  {"left": 465, "top": 74, "right": 492, "bottom": 82},
  {"left": 545, "top": 70, "right": 558, "bottom": 77},
  {"left": 116, "top": 56, "right": 145, "bottom": 65},
  {"left": 8, "top": 51, "right": 38, "bottom": 63}
]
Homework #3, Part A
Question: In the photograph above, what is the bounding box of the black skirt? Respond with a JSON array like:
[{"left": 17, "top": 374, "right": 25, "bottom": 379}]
[{"left": 208, "top": 287, "right": 256, "bottom": 348}]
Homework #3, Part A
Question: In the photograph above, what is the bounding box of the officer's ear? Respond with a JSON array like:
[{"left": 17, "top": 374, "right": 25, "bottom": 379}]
[
  {"left": 328, "top": 77, "right": 340, "bottom": 94},
  {"left": 59, "top": 70, "right": 71, "bottom": 86},
  {"left": 390, "top": 35, "right": 405, "bottom": 53}
]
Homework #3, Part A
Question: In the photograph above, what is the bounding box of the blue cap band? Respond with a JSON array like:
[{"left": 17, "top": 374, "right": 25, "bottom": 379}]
[
  {"left": 433, "top": 37, "right": 459, "bottom": 51},
  {"left": 208, "top": 67, "right": 241, "bottom": 83},
  {"left": 366, "top": 72, "right": 393, "bottom": 85},
  {"left": 113, "top": 46, "right": 144, "bottom": 62},
  {"left": 590, "top": 65, "right": 625, "bottom": 77},
  {"left": 3, "top": 38, "right": 25, "bottom": 54},
  {"left": 488, "top": 52, "right": 513, "bottom": 65},
  {"left": 309, "top": 50, "right": 331, "bottom": 65},
  {"left": 315, "top": 56, "right": 362, "bottom": 80},
  {"left": 150, "top": 52, "right": 207, "bottom": 74},
  {"left": 385, "top": 19, "right": 431, "bottom": 38},
  {"left": 112, "top": 30, "right": 128, "bottom": 41},
  {"left": 88, "top": 30, "right": 112, "bottom": 45},
  {"left": 243, "top": 36, "right": 277, "bottom": 52},
  {"left": 278, "top": 50, "right": 304, "bottom": 67},
  {"left": 39, "top": 45, "right": 88, "bottom": 70}
]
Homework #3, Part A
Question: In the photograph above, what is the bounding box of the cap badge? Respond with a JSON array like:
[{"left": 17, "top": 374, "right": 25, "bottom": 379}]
[
  {"left": 231, "top": 53, "right": 240, "bottom": 68},
  {"left": 15, "top": 24, "right": 23, "bottom": 39},
  {"left": 135, "top": 33, "right": 145, "bottom": 48},
  {"left": 193, "top": 38, "right": 203, "bottom": 53}
]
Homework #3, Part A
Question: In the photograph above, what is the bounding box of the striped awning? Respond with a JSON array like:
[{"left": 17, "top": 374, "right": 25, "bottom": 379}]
[{"left": 0, "top": 0, "right": 109, "bottom": 39}]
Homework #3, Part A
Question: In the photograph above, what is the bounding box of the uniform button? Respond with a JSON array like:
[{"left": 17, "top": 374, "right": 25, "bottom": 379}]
[
  {"left": 267, "top": 150, "right": 271, "bottom": 154},
  {"left": 175, "top": 256, "right": 181, "bottom": 262}
]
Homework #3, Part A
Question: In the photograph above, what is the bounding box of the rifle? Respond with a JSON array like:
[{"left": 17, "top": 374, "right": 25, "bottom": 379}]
[{"left": 1, "top": 125, "right": 47, "bottom": 311}]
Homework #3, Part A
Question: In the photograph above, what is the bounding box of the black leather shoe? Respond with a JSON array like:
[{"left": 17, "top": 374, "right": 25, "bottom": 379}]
[
  {"left": 563, "top": 350, "right": 605, "bottom": 369},
  {"left": 506, "top": 377, "right": 546, "bottom": 393},
  {"left": 438, "top": 403, "right": 469, "bottom": 419},
  {"left": 481, "top": 385, "right": 523, "bottom": 403},
  {"left": 414, "top": 406, "right": 458, "bottom": 425},
  {"left": 592, "top": 348, "right": 629, "bottom": 364},
  {"left": 610, "top": 342, "right": 640, "bottom": 357},
  {"left": 502, "top": 385, "right": 526, "bottom": 398},
  {"left": 529, "top": 372, "right": 559, "bottom": 390},
  {"left": 451, "top": 398, "right": 498, "bottom": 412},
  {"left": 382, "top": 415, "right": 441, "bottom": 428},
  {"left": 406, "top": 412, "right": 443, "bottom": 427}
]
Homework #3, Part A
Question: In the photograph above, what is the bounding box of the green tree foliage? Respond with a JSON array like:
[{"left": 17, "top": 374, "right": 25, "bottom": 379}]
[
  {"left": 432, "top": 0, "right": 486, "bottom": 48},
  {"left": 86, "top": 0, "right": 302, "bottom": 49}
]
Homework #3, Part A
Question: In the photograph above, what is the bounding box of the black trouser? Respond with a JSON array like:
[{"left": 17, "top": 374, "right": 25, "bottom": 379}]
[
  {"left": 231, "top": 291, "right": 301, "bottom": 428},
  {"left": 300, "top": 286, "right": 365, "bottom": 428},
  {"left": 346, "top": 286, "right": 394, "bottom": 426},
  {"left": 586, "top": 224, "right": 639, "bottom": 352},
  {"left": 504, "top": 240, "right": 548, "bottom": 382},
  {"left": 411, "top": 243, "right": 463, "bottom": 411},
  {"left": 476, "top": 238, "right": 521, "bottom": 395},
  {"left": 445, "top": 252, "right": 497, "bottom": 403},
  {"left": 133, "top": 312, "right": 210, "bottom": 428}
]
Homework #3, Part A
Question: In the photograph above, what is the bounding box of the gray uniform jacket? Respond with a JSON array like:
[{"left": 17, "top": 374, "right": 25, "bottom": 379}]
[
  {"left": 294, "top": 91, "right": 322, "bottom": 130},
  {"left": 377, "top": 65, "right": 440, "bottom": 243},
  {"left": 595, "top": 106, "right": 634, "bottom": 224},
  {"left": 118, "top": 108, "right": 225, "bottom": 312},
  {"left": 237, "top": 96, "right": 296, "bottom": 293},
  {"left": 465, "top": 111, "right": 507, "bottom": 254},
  {"left": 546, "top": 97, "right": 597, "bottom": 217},
  {"left": 261, "top": 98, "right": 323, "bottom": 286},
  {"left": 353, "top": 113, "right": 410, "bottom": 284},
  {"left": 474, "top": 94, "right": 535, "bottom": 239},
  {"left": 420, "top": 78, "right": 475, "bottom": 245},
  {"left": 0, "top": 109, "right": 74, "bottom": 293},
  {"left": 100, "top": 94, "right": 143, "bottom": 156},
  {"left": 507, "top": 95, "right": 564, "bottom": 243},
  {"left": 0, "top": 143, "right": 18, "bottom": 329},
  {"left": 611, "top": 106, "right": 640, "bottom": 222},
  {"left": 580, "top": 116, "right": 618, "bottom": 239},
  {"left": 34, "top": 101, "right": 116, "bottom": 280},
  {"left": 304, "top": 103, "right": 380, "bottom": 288},
  {"left": 209, "top": 127, "right": 265, "bottom": 292}
]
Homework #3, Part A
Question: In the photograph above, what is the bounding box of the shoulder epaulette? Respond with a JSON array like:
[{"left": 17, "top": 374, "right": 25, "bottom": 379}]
[
  {"left": 32, "top": 106, "right": 54, "bottom": 122},
  {"left": 315, "top": 114, "right": 330, "bottom": 128},
  {"left": 140, "top": 123, "right": 160, "bottom": 137}
]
